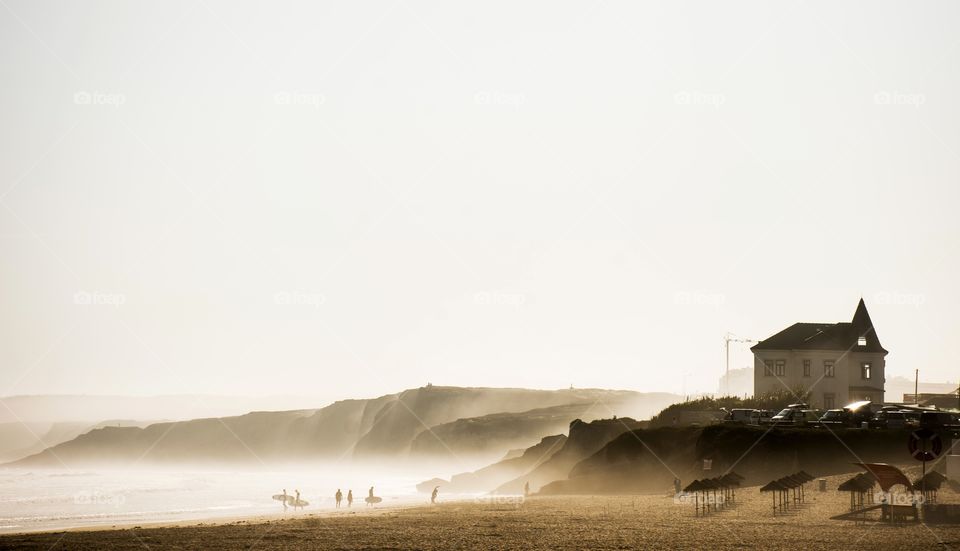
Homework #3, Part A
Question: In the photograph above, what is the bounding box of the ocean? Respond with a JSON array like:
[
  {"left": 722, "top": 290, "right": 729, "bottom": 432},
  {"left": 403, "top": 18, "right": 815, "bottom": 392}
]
[{"left": 0, "top": 466, "right": 441, "bottom": 533}]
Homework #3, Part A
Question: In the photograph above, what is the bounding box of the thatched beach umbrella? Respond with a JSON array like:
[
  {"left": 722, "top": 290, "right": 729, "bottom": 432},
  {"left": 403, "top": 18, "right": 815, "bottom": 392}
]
[
  {"left": 913, "top": 471, "right": 946, "bottom": 503},
  {"left": 700, "top": 478, "right": 720, "bottom": 512},
  {"left": 760, "top": 480, "right": 787, "bottom": 515},
  {"left": 719, "top": 473, "right": 741, "bottom": 503},
  {"left": 683, "top": 479, "right": 705, "bottom": 516},
  {"left": 838, "top": 474, "right": 875, "bottom": 510},
  {"left": 795, "top": 471, "right": 814, "bottom": 502}
]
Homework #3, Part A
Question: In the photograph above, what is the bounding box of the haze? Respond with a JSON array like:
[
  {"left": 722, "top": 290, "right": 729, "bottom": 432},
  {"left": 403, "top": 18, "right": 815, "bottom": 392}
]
[{"left": 1, "top": 0, "right": 958, "bottom": 404}]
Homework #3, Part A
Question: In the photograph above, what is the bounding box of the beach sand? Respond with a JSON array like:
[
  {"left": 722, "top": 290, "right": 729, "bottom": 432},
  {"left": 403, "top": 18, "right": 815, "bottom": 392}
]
[{"left": 3, "top": 473, "right": 959, "bottom": 550}]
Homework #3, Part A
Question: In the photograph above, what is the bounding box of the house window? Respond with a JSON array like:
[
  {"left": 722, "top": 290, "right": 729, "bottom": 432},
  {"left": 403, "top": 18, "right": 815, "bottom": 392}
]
[
  {"left": 823, "top": 393, "right": 835, "bottom": 409},
  {"left": 764, "top": 360, "right": 774, "bottom": 377},
  {"left": 857, "top": 337, "right": 867, "bottom": 346},
  {"left": 824, "top": 360, "right": 835, "bottom": 378},
  {"left": 861, "top": 362, "right": 871, "bottom": 379},
  {"left": 774, "top": 360, "right": 785, "bottom": 377},
  {"left": 803, "top": 360, "right": 811, "bottom": 377}
]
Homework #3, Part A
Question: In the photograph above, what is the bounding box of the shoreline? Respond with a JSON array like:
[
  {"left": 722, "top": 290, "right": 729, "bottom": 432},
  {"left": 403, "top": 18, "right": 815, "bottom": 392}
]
[{"left": 1, "top": 499, "right": 443, "bottom": 537}]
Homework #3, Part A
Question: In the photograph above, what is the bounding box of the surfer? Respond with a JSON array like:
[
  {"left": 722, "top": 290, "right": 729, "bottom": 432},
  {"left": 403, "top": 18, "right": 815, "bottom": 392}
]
[
  {"left": 283, "top": 488, "right": 288, "bottom": 511},
  {"left": 335, "top": 489, "right": 343, "bottom": 508},
  {"left": 347, "top": 489, "right": 353, "bottom": 507},
  {"left": 524, "top": 482, "right": 530, "bottom": 497},
  {"left": 431, "top": 486, "right": 439, "bottom": 504},
  {"left": 295, "top": 489, "right": 301, "bottom": 511}
]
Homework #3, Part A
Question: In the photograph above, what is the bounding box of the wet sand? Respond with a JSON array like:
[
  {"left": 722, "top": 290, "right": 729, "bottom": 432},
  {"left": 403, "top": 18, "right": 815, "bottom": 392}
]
[{"left": 3, "top": 475, "right": 960, "bottom": 550}]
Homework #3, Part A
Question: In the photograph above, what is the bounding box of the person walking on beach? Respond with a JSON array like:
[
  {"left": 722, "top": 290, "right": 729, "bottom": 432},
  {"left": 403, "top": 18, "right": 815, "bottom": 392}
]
[
  {"left": 673, "top": 478, "right": 681, "bottom": 496},
  {"left": 295, "top": 489, "right": 301, "bottom": 511},
  {"left": 282, "top": 488, "right": 288, "bottom": 511},
  {"left": 523, "top": 482, "right": 530, "bottom": 497},
  {"left": 347, "top": 489, "right": 353, "bottom": 507},
  {"left": 431, "top": 486, "right": 439, "bottom": 504},
  {"left": 335, "top": 489, "right": 343, "bottom": 508}
]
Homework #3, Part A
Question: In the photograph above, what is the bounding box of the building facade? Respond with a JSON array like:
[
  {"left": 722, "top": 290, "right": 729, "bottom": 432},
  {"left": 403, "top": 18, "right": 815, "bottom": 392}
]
[{"left": 752, "top": 299, "right": 887, "bottom": 408}]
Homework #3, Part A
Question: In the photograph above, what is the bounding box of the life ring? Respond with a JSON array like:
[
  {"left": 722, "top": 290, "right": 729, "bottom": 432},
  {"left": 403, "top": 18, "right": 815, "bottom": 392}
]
[{"left": 908, "top": 428, "right": 943, "bottom": 461}]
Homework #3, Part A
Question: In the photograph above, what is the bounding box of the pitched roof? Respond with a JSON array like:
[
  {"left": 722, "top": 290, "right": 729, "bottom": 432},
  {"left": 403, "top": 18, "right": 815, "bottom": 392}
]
[{"left": 750, "top": 299, "right": 887, "bottom": 354}]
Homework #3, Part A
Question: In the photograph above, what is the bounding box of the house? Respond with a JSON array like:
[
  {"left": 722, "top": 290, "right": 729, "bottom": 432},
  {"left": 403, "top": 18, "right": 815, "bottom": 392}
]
[{"left": 751, "top": 299, "right": 887, "bottom": 408}]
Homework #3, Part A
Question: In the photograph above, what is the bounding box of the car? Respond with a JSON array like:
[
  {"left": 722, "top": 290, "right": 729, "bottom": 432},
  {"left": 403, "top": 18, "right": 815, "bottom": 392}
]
[
  {"left": 842, "top": 400, "right": 879, "bottom": 427},
  {"left": 750, "top": 409, "right": 775, "bottom": 426},
  {"left": 920, "top": 411, "right": 960, "bottom": 430},
  {"left": 723, "top": 408, "right": 755, "bottom": 424},
  {"left": 770, "top": 408, "right": 822, "bottom": 427},
  {"left": 868, "top": 410, "right": 907, "bottom": 429},
  {"left": 817, "top": 409, "right": 851, "bottom": 427}
]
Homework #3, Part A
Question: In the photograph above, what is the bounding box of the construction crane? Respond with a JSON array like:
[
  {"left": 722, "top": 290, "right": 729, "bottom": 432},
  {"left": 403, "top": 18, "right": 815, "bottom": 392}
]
[{"left": 723, "top": 333, "right": 756, "bottom": 396}]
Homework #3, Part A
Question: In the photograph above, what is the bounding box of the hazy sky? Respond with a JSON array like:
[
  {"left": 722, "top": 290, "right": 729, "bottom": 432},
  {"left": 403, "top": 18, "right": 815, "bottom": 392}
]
[{"left": 1, "top": 1, "right": 958, "bottom": 403}]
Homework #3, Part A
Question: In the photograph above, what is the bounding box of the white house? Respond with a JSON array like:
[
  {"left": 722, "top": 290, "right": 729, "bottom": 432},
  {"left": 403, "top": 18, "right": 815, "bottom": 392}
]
[{"left": 752, "top": 299, "right": 887, "bottom": 408}]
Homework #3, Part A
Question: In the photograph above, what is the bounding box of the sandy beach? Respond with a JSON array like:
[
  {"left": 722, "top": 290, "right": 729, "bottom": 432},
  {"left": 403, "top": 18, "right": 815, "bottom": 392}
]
[{"left": 3, "top": 473, "right": 959, "bottom": 550}]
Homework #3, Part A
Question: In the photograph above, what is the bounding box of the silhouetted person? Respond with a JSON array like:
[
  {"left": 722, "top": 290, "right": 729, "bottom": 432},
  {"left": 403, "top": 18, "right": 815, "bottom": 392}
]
[
  {"left": 431, "top": 486, "right": 439, "bottom": 504},
  {"left": 674, "top": 478, "right": 681, "bottom": 495},
  {"left": 524, "top": 482, "right": 530, "bottom": 497},
  {"left": 282, "top": 488, "right": 288, "bottom": 511},
  {"left": 335, "top": 489, "right": 343, "bottom": 508},
  {"left": 295, "top": 489, "right": 301, "bottom": 511},
  {"left": 347, "top": 489, "right": 353, "bottom": 507},
  {"left": 369, "top": 486, "right": 374, "bottom": 499}
]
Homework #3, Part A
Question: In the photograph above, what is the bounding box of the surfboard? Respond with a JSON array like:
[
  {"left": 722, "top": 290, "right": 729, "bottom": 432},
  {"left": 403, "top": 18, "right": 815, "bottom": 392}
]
[
  {"left": 365, "top": 496, "right": 382, "bottom": 504},
  {"left": 272, "top": 494, "right": 308, "bottom": 506}
]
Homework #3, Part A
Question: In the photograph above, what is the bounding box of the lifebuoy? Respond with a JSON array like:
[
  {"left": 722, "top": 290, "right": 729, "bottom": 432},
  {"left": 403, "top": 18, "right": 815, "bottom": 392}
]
[{"left": 908, "top": 428, "right": 942, "bottom": 461}]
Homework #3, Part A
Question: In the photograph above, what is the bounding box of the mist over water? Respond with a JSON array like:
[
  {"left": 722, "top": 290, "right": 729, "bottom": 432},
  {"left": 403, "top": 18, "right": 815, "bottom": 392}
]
[{"left": 0, "top": 463, "right": 467, "bottom": 534}]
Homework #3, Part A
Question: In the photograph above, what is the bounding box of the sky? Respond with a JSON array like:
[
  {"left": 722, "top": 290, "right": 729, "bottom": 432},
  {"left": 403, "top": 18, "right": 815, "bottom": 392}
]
[{"left": 1, "top": 1, "right": 958, "bottom": 403}]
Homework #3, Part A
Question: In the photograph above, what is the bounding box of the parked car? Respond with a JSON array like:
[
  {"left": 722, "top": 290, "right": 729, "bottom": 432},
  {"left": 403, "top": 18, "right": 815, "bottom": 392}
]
[
  {"left": 750, "top": 409, "right": 775, "bottom": 425},
  {"left": 817, "top": 409, "right": 852, "bottom": 427},
  {"left": 770, "top": 408, "right": 822, "bottom": 427},
  {"left": 920, "top": 411, "right": 960, "bottom": 430},
  {"left": 868, "top": 410, "right": 907, "bottom": 429},
  {"left": 843, "top": 400, "right": 878, "bottom": 427},
  {"left": 723, "top": 408, "right": 755, "bottom": 424}
]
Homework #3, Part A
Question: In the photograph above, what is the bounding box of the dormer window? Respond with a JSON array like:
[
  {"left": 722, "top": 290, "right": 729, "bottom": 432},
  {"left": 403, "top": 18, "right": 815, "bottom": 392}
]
[{"left": 857, "top": 337, "right": 867, "bottom": 346}]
